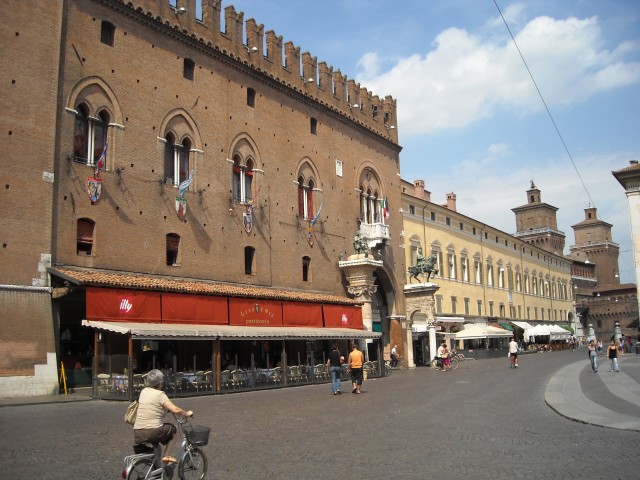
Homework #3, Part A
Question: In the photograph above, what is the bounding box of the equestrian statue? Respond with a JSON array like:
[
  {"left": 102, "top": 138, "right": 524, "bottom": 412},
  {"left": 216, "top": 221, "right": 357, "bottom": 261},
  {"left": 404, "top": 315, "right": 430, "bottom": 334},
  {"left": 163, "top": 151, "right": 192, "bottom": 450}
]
[{"left": 408, "top": 248, "right": 438, "bottom": 283}]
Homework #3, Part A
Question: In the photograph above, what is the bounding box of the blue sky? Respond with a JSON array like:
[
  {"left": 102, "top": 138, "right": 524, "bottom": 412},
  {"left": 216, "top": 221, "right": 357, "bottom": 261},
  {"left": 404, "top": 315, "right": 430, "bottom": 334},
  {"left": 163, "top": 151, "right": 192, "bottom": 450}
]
[{"left": 223, "top": 0, "right": 640, "bottom": 283}]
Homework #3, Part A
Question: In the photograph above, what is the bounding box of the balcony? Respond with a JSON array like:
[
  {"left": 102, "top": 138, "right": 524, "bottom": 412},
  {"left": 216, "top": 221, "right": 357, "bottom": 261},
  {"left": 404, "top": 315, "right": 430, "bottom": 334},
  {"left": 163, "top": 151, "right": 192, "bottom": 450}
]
[
  {"left": 513, "top": 226, "right": 565, "bottom": 237},
  {"left": 360, "top": 222, "right": 390, "bottom": 249}
]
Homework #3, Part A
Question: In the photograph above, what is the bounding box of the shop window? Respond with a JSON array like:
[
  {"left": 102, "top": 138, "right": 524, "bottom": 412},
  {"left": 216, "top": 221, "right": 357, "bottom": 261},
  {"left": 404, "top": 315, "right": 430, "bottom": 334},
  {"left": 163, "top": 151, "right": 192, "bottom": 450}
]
[
  {"left": 245, "top": 246, "right": 255, "bottom": 274},
  {"left": 100, "top": 21, "right": 115, "bottom": 46},
  {"left": 166, "top": 233, "right": 180, "bottom": 266},
  {"left": 73, "top": 104, "right": 109, "bottom": 166},
  {"left": 183, "top": 58, "right": 195, "bottom": 81},
  {"left": 164, "top": 133, "right": 191, "bottom": 188},
  {"left": 77, "top": 218, "right": 95, "bottom": 255},
  {"left": 302, "top": 256, "right": 311, "bottom": 282},
  {"left": 247, "top": 88, "right": 256, "bottom": 108}
]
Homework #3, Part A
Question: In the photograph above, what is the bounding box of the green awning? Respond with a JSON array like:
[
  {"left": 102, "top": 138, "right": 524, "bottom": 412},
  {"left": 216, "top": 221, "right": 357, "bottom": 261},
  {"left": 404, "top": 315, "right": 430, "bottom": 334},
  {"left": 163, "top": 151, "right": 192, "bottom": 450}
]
[
  {"left": 559, "top": 324, "right": 574, "bottom": 334},
  {"left": 500, "top": 322, "right": 514, "bottom": 331}
]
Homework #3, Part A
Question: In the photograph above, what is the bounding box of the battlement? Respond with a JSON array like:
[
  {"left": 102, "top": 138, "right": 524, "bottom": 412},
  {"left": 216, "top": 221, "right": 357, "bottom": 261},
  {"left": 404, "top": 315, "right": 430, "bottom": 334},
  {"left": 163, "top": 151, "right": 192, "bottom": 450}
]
[{"left": 110, "top": 0, "right": 398, "bottom": 142}]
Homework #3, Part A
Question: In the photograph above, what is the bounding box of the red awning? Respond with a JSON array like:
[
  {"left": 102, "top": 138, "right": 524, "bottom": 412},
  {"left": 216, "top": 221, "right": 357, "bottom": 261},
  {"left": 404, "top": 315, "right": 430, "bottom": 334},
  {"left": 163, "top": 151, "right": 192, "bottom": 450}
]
[
  {"left": 86, "top": 287, "right": 161, "bottom": 323},
  {"left": 322, "top": 304, "right": 363, "bottom": 329},
  {"left": 229, "top": 298, "right": 283, "bottom": 326},
  {"left": 161, "top": 293, "right": 228, "bottom": 325},
  {"left": 282, "top": 302, "right": 323, "bottom": 327}
]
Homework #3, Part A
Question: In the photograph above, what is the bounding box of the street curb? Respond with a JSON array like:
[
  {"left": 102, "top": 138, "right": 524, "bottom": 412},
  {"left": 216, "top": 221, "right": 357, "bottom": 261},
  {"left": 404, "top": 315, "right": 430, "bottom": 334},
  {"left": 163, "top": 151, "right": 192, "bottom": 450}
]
[{"left": 544, "top": 359, "right": 640, "bottom": 432}]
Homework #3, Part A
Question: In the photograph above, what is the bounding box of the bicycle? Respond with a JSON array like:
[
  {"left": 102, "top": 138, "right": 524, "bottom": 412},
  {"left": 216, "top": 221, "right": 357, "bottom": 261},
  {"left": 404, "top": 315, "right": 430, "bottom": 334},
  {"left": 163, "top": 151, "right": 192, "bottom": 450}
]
[
  {"left": 123, "top": 415, "right": 209, "bottom": 480},
  {"left": 430, "top": 355, "right": 459, "bottom": 371},
  {"left": 384, "top": 355, "right": 403, "bottom": 376}
]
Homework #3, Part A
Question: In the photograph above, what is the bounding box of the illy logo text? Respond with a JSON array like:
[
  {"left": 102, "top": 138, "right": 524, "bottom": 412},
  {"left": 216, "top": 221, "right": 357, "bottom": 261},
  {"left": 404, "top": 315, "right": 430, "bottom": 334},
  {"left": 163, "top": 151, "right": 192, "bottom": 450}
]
[{"left": 119, "top": 298, "right": 133, "bottom": 314}]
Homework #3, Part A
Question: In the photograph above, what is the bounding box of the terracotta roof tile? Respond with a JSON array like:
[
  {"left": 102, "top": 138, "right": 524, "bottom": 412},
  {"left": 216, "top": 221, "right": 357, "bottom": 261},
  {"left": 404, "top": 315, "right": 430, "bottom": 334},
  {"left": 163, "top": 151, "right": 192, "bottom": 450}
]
[{"left": 49, "top": 266, "right": 359, "bottom": 305}]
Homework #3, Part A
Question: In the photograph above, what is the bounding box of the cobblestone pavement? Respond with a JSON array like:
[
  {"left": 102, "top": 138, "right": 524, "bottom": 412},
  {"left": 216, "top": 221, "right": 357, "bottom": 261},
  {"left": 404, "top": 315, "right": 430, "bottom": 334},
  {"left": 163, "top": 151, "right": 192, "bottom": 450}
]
[{"left": 1, "top": 349, "right": 638, "bottom": 479}]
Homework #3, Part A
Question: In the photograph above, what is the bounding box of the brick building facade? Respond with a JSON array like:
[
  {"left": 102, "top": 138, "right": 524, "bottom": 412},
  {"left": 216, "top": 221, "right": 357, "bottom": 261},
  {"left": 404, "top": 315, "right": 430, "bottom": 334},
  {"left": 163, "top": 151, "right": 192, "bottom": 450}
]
[{"left": 0, "top": 0, "right": 406, "bottom": 397}]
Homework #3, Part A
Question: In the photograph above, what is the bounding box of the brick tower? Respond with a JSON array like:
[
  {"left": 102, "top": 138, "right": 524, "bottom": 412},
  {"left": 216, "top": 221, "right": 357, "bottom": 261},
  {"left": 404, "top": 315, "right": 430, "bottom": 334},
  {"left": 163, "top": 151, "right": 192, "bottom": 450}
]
[
  {"left": 568, "top": 206, "right": 620, "bottom": 286},
  {"left": 512, "top": 181, "right": 566, "bottom": 255}
]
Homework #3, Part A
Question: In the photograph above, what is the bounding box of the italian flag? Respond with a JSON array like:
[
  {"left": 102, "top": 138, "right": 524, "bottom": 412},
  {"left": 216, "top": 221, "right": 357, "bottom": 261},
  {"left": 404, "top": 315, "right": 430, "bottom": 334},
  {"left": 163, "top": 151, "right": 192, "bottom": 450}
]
[{"left": 382, "top": 197, "right": 389, "bottom": 219}]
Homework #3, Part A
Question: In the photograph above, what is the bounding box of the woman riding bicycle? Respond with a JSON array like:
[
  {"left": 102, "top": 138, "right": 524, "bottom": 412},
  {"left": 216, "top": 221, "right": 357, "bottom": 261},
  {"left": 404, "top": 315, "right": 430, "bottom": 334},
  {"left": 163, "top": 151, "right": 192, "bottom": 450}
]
[{"left": 133, "top": 369, "right": 193, "bottom": 464}]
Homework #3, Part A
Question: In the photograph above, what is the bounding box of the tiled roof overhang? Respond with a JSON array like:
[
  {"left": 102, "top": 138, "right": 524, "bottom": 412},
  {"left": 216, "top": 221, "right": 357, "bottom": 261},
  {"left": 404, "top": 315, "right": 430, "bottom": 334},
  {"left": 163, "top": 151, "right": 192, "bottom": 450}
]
[{"left": 48, "top": 266, "right": 360, "bottom": 306}]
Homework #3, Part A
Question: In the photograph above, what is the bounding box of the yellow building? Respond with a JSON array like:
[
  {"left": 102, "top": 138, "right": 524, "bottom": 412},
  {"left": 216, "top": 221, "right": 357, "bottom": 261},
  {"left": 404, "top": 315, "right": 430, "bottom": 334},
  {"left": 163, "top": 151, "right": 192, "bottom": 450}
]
[{"left": 401, "top": 180, "right": 574, "bottom": 364}]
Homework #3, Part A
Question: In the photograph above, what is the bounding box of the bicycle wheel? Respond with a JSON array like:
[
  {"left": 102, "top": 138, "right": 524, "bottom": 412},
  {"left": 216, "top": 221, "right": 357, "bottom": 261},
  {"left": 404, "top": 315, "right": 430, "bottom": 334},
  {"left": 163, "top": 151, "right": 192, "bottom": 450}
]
[
  {"left": 126, "top": 457, "right": 154, "bottom": 480},
  {"left": 179, "top": 448, "right": 207, "bottom": 480},
  {"left": 450, "top": 357, "right": 459, "bottom": 370}
]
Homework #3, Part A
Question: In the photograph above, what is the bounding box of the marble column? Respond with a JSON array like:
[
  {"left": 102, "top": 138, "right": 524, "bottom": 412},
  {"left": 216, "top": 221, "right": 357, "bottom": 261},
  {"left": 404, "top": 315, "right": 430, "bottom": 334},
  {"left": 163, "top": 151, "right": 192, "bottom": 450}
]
[
  {"left": 339, "top": 254, "right": 382, "bottom": 359},
  {"left": 404, "top": 282, "right": 440, "bottom": 363}
]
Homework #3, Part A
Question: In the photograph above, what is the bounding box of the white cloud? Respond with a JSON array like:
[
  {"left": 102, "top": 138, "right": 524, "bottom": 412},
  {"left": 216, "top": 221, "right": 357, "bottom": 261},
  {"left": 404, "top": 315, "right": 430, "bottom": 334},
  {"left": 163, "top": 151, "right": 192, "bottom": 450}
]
[{"left": 359, "top": 12, "right": 640, "bottom": 136}]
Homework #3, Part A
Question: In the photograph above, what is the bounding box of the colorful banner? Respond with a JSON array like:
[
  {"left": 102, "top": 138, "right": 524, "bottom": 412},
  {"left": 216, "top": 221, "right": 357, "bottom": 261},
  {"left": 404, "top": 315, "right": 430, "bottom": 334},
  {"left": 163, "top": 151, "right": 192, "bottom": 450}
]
[
  {"left": 175, "top": 197, "right": 187, "bottom": 221},
  {"left": 243, "top": 205, "right": 253, "bottom": 234}
]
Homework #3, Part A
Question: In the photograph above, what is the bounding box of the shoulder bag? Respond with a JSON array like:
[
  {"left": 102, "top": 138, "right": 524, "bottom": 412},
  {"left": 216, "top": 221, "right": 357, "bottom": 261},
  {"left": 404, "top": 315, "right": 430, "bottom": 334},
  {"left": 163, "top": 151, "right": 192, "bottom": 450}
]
[{"left": 124, "top": 399, "right": 139, "bottom": 425}]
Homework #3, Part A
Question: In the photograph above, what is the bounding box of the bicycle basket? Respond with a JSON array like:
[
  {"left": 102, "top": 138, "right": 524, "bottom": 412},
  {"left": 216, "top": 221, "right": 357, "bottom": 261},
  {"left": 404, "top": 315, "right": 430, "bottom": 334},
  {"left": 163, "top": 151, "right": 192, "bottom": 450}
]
[{"left": 184, "top": 424, "right": 210, "bottom": 446}]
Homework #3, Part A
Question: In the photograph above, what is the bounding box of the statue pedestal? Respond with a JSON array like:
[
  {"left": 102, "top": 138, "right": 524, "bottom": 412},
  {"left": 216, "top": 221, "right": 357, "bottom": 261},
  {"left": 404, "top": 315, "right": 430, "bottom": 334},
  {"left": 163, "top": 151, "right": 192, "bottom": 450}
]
[
  {"left": 404, "top": 282, "right": 440, "bottom": 364},
  {"left": 339, "top": 254, "right": 383, "bottom": 357}
]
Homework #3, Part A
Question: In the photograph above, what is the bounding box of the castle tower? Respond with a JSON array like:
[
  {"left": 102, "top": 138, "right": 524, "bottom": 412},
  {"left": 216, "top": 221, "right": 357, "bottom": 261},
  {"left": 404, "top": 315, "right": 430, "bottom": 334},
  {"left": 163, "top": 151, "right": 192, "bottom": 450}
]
[
  {"left": 511, "top": 181, "right": 566, "bottom": 255},
  {"left": 568, "top": 206, "right": 620, "bottom": 286}
]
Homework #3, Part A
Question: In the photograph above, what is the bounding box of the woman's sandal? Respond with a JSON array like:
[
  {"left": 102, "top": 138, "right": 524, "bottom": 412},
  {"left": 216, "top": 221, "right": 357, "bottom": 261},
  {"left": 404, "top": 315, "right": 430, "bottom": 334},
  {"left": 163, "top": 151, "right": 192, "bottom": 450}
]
[{"left": 162, "top": 456, "right": 178, "bottom": 464}]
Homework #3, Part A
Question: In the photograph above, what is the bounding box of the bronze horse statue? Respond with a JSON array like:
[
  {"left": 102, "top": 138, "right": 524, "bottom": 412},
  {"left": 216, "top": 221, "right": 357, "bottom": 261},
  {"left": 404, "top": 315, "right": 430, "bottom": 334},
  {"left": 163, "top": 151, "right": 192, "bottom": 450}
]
[{"left": 408, "top": 252, "right": 438, "bottom": 283}]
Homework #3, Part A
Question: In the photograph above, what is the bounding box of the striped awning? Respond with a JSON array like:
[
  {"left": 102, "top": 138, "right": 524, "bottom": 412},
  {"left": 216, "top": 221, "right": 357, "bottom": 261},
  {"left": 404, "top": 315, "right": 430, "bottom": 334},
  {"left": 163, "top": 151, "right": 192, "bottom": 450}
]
[{"left": 82, "top": 319, "right": 381, "bottom": 340}]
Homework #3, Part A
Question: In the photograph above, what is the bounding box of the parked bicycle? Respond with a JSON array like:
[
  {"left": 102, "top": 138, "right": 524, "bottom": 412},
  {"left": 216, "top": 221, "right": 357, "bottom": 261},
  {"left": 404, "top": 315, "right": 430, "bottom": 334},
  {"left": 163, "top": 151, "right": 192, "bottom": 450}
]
[{"left": 123, "top": 414, "right": 209, "bottom": 480}]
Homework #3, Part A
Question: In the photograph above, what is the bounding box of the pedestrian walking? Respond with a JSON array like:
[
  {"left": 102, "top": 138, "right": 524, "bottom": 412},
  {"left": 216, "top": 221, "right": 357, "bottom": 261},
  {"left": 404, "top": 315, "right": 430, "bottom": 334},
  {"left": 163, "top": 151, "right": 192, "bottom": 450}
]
[
  {"left": 587, "top": 340, "right": 598, "bottom": 373},
  {"left": 347, "top": 343, "right": 364, "bottom": 394},
  {"left": 326, "top": 343, "right": 342, "bottom": 395},
  {"left": 597, "top": 339, "right": 604, "bottom": 358},
  {"left": 607, "top": 338, "right": 620, "bottom": 372},
  {"left": 509, "top": 337, "right": 519, "bottom": 368}
]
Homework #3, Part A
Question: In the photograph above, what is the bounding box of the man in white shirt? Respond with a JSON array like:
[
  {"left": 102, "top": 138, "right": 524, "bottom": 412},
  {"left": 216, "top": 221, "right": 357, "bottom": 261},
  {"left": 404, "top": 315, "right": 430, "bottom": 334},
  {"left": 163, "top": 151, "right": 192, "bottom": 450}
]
[
  {"left": 509, "top": 337, "right": 519, "bottom": 368},
  {"left": 390, "top": 345, "right": 398, "bottom": 367}
]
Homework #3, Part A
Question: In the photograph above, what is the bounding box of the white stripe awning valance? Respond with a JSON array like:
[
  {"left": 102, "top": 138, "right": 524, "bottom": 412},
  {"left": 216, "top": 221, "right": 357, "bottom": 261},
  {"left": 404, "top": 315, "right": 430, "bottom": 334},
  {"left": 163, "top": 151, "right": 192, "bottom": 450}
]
[{"left": 82, "top": 319, "right": 381, "bottom": 340}]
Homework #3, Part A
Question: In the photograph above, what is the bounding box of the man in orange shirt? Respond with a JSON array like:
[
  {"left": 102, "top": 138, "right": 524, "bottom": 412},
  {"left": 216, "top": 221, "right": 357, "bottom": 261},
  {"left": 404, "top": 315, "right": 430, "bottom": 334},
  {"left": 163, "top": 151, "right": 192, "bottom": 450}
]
[{"left": 347, "top": 343, "right": 365, "bottom": 394}]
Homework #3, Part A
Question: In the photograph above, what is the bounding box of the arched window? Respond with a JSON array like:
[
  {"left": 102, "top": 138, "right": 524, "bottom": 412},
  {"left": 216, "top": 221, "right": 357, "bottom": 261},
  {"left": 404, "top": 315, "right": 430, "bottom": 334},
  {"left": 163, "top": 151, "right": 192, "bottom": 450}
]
[
  {"left": 358, "top": 168, "right": 384, "bottom": 225},
  {"left": 166, "top": 233, "right": 180, "bottom": 266},
  {"left": 233, "top": 155, "right": 254, "bottom": 204},
  {"left": 164, "top": 134, "right": 191, "bottom": 187},
  {"left": 302, "top": 256, "right": 311, "bottom": 282},
  {"left": 73, "top": 105, "right": 109, "bottom": 166},
  {"left": 298, "top": 176, "right": 315, "bottom": 219},
  {"left": 244, "top": 246, "right": 255, "bottom": 274},
  {"left": 77, "top": 218, "right": 95, "bottom": 255}
]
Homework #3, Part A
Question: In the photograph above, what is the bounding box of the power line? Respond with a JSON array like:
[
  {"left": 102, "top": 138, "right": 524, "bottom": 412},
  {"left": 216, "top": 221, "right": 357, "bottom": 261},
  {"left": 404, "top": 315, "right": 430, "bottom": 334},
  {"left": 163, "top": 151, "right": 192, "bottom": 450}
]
[{"left": 493, "top": 0, "right": 596, "bottom": 209}]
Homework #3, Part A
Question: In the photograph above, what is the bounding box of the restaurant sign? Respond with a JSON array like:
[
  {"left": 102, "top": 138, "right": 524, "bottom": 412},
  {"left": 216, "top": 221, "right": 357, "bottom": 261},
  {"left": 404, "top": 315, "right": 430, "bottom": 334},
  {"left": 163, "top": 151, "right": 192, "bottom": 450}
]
[{"left": 229, "top": 298, "right": 283, "bottom": 326}]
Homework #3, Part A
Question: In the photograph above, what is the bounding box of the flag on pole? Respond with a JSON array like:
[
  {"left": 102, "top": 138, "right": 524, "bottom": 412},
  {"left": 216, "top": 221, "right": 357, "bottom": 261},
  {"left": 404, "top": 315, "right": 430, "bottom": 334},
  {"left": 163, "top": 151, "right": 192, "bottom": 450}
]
[
  {"left": 94, "top": 140, "right": 107, "bottom": 177},
  {"left": 310, "top": 203, "right": 323, "bottom": 226},
  {"left": 382, "top": 197, "right": 389, "bottom": 219},
  {"left": 178, "top": 169, "right": 194, "bottom": 198}
]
